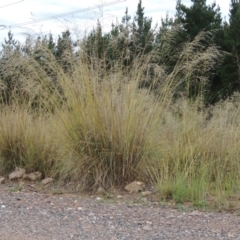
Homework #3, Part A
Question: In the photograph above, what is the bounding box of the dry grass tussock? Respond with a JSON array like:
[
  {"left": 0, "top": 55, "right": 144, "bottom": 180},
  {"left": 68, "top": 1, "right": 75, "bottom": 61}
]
[
  {"left": 0, "top": 106, "right": 62, "bottom": 177},
  {"left": 0, "top": 30, "right": 239, "bottom": 206},
  {"left": 146, "top": 97, "right": 240, "bottom": 205}
]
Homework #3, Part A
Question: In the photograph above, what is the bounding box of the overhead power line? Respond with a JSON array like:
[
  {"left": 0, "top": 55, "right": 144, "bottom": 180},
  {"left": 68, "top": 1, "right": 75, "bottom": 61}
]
[
  {"left": 6, "top": 0, "right": 126, "bottom": 29},
  {"left": 0, "top": 25, "right": 6, "bottom": 30},
  {"left": 0, "top": 0, "right": 24, "bottom": 9}
]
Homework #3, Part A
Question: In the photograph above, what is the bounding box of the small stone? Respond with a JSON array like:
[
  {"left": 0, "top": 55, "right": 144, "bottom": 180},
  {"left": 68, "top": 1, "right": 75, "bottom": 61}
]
[
  {"left": 125, "top": 181, "right": 145, "bottom": 193},
  {"left": 142, "top": 191, "right": 152, "bottom": 197},
  {"left": 189, "top": 211, "right": 201, "bottom": 216},
  {"left": 9, "top": 167, "right": 26, "bottom": 180},
  {"left": 41, "top": 177, "right": 53, "bottom": 185},
  {"left": 146, "top": 221, "right": 153, "bottom": 225},
  {"left": 117, "top": 195, "right": 123, "bottom": 199},
  {"left": 96, "top": 197, "right": 103, "bottom": 201},
  {"left": 0, "top": 177, "right": 5, "bottom": 184},
  {"left": 183, "top": 201, "right": 193, "bottom": 208},
  {"left": 24, "top": 172, "right": 42, "bottom": 181},
  {"left": 143, "top": 225, "right": 153, "bottom": 231}
]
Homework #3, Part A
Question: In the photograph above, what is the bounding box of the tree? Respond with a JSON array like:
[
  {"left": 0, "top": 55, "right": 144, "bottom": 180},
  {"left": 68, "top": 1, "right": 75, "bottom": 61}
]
[
  {"left": 131, "top": 0, "right": 153, "bottom": 55},
  {"left": 1, "top": 31, "right": 20, "bottom": 52},
  {"left": 55, "top": 30, "right": 75, "bottom": 73},
  {"left": 211, "top": 0, "right": 240, "bottom": 101},
  {"left": 0, "top": 31, "right": 21, "bottom": 104},
  {"left": 172, "top": 0, "right": 224, "bottom": 102},
  {"left": 155, "top": 13, "right": 179, "bottom": 74},
  {"left": 82, "top": 3, "right": 152, "bottom": 70},
  {"left": 175, "top": 0, "right": 222, "bottom": 41},
  {"left": 56, "top": 30, "right": 74, "bottom": 56},
  {"left": 82, "top": 20, "right": 110, "bottom": 61}
]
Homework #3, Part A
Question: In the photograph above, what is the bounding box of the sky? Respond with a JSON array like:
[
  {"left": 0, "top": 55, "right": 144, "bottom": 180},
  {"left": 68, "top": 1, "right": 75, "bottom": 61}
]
[{"left": 0, "top": 0, "right": 231, "bottom": 45}]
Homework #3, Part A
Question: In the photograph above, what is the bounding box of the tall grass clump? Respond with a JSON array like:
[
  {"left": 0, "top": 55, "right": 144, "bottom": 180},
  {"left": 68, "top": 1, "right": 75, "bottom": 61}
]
[
  {"left": 147, "top": 96, "right": 240, "bottom": 206},
  {"left": 0, "top": 106, "right": 62, "bottom": 177},
  {"left": 1, "top": 26, "right": 239, "bottom": 206},
  {"left": 55, "top": 59, "right": 162, "bottom": 190},
  {"left": 143, "top": 30, "right": 240, "bottom": 205},
  {"left": 0, "top": 41, "right": 67, "bottom": 177},
  {"left": 0, "top": 36, "right": 162, "bottom": 190},
  {"left": 51, "top": 29, "right": 223, "bottom": 191}
]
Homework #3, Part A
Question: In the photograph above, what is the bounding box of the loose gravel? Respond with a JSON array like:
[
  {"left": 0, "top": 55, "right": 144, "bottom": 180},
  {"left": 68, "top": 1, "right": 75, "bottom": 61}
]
[{"left": 0, "top": 186, "right": 240, "bottom": 239}]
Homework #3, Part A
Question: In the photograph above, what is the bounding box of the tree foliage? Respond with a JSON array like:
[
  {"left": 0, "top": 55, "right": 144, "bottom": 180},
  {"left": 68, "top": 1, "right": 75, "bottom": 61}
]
[{"left": 175, "top": 0, "right": 222, "bottom": 40}]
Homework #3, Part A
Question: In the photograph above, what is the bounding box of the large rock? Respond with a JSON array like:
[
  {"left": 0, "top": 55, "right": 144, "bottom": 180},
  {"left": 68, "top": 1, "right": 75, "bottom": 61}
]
[
  {"left": 125, "top": 181, "right": 145, "bottom": 193},
  {"left": 9, "top": 167, "right": 26, "bottom": 180},
  {"left": 24, "top": 171, "right": 42, "bottom": 181}
]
